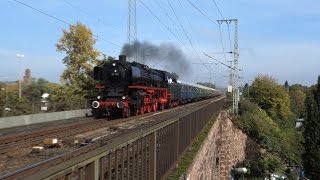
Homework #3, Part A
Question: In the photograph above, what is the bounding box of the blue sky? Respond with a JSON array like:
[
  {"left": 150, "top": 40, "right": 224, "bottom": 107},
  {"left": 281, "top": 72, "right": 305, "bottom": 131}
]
[{"left": 1, "top": 0, "right": 320, "bottom": 87}]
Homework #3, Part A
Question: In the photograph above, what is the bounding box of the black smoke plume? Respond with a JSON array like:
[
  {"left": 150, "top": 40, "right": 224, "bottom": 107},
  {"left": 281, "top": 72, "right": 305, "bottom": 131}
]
[{"left": 121, "top": 41, "right": 191, "bottom": 76}]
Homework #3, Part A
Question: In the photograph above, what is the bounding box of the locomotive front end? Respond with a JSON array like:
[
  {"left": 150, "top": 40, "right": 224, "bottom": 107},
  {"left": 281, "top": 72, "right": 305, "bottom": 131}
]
[{"left": 91, "top": 55, "right": 131, "bottom": 118}]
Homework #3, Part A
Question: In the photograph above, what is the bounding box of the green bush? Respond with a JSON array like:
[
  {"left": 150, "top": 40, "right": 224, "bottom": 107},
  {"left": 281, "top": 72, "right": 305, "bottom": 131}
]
[{"left": 236, "top": 100, "right": 302, "bottom": 177}]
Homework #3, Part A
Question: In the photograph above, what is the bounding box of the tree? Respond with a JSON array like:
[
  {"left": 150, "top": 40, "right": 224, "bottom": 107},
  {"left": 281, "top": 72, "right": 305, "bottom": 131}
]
[
  {"left": 243, "top": 83, "right": 250, "bottom": 98},
  {"left": 23, "top": 78, "right": 49, "bottom": 103},
  {"left": 284, "top": 80, "right": 289, "bottom": 92},
  {"left": 0, "top": 82, "right": 5, "bottom": 117},
  {"left": 238, "top": 100, "right": 302, "bottom": 176},
  {"left": 303, "top": 76, "right": 320, "bottom": 179},
  {"left": 289, "top": 83, "right": 306, "bottom": 92},
  {"left": 289, "top": 89, "right": 306, "bottom": 118},
  {"left": 56, "top": 22, "right": 100, "bottom": 97},
  {"left": 250, "top": 75, "right": 291, "bottom": 121}
]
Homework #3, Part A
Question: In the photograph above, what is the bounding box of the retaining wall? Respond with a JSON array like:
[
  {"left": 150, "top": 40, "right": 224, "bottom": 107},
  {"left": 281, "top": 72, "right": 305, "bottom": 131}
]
[
  {"left": 186, "top": 111, "right": 260, "bottom": 180},
  {"left": 0, "top": 109, "right": 91, "bottom": 129}
]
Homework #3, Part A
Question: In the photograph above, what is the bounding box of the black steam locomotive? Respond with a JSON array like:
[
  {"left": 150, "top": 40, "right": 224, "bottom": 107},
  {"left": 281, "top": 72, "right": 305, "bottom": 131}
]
[{"left": 91, "top": 55, "right": 219, "bottom": 118}]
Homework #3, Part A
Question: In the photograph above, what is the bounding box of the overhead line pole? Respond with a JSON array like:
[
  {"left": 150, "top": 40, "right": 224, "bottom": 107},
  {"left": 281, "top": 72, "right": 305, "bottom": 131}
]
[
  {"left": 128, "top": 0, "right": 137, "bottom": 61},
  {"left": 217, "top": 19, "right": 239, "bottom": 115}
]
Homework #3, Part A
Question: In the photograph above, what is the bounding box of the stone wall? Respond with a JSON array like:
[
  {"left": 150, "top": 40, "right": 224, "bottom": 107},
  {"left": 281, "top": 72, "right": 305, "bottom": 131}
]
[{"left": 186, "top": 111, "right": 259, "bottom": 180}]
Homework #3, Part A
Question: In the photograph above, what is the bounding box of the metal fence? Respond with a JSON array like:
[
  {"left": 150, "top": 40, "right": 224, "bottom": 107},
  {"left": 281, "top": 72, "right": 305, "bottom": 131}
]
[{"left": 3, "top": 97, "right": 225, "bottom": 180}]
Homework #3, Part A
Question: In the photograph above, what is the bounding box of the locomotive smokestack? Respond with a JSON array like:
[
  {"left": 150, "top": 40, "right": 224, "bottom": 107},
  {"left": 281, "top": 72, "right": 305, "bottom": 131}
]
[{"left": 119, "top": 55, "right": 126, "bottom": 62}]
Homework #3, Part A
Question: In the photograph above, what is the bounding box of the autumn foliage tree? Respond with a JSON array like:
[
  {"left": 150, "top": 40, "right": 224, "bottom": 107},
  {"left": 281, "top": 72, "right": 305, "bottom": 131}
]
[
  {"left": 250, "top": 75, "right": 291, "bottom": 121},
  {"left": 56, "top": 22, "right": 100, "bottom": 97}
]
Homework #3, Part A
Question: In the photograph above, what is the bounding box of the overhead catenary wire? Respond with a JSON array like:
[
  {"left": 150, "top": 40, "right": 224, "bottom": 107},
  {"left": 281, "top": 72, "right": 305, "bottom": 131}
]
[
  {"left": 186, "top": 0, "right": 218, "bottom": 26},
  {"left": 186, "top": 0, "right": 231, "bottom": 71},
  {"left": 153, "top": 1, "right": 179, "bottom": 29},
  {"left": 152, "top": 0, "right": 188, "bottom": 47},
  {"left": 210, "top": 0, "right": 224, "bottom": 20},
  {"left": 204, "top": 53, "right": 235, "bottom": 70},
  {"left": 218, "top": 24, "right": 227, "bottom": 61},
  {"left": 11, "top": 0, "right": 120, "bottom": 47},
  {"left": 138, "top": 0, "right": 191, "bottom": 51},
  {"left": 204, "top": 51, "right": 233, "bottom": 54},
  {"left": 209, "top": 0, "right": 233, "bottom": 59},
  {"left": 12, "top": 0, "right": 71, "bottom": 26},
  {"left": 227, "top": 23, "right": 233, "bottom": 52},
  {"left": 167, "top": 0, "right": 208, "bottom": 69},
  {"left": 62, "top": 0, "right": 121, "bottom": 31}
]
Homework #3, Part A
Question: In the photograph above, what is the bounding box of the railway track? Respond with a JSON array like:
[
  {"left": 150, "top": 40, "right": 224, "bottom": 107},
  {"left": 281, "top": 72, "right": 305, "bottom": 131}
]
[
  {"left": 0, "top": 115, "right": 142, "bottom": 155},
  {"left": 0, "top": 119, "right": 106, "bottom": 155},
  {"left": 0, "top": 97, "right": 224, "bottom": 179},
  {"left": 0, "top": 98, "right": 216, "bottom": 155}
]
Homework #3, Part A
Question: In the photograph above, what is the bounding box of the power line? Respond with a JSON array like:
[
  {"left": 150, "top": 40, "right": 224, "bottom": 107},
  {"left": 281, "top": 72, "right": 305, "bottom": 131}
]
[
  {"left": 12, "top": 0, "right": 71, "bottom": 25},
  {"left": 153, "top": 1, "right": 178, "bottom": 28},
  {"left": 62, "top": 0, "right": 121, "bottom": 31},
  {"left": 167, "top": 0, "right": 205, "bottom": 66},
  {"left": 218, "top": 24, "right": 227, "bottom": 61},
  {"left": 210, "top": 0, "right": 224, "bottom": 20},
  {"left": 94, "top": 35, "right": 121, "bottom": 47},
  {"left": 171, "top": 0, "right": 213, "bottom": 72},
  {"left": 186, "top": 0, "right": 218, "bottom": 26},
  {"left": 138, "top": 0, "right": 189, "bottom": 49},
  {"left": 227, "top": 23, "right": 232, "bottom": 51},
  {"left": 11, "top": 0, "right": 120, "bottom": 47},
  {"left": 177, "top": 0, "right": 194, "bottom": 31},
  {"left": 153, "top": 0, "right": 187, "bottom": 46},
  {"left": 210, "top": 0, "right": 233, "bottom": 60},
  {"left": 204, "top": 51, "right": 233, "bottom": 54},
  {"left": 203, "top": 53, "right": 234, "bottom": 70}
]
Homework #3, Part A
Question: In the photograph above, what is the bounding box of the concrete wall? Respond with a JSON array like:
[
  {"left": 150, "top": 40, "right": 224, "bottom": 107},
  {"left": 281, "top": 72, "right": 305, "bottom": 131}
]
[
  {"left": 0, "top": 109, "right": 91, "bottom": 129},
  {"left": 186, "top": 111, "right": 260, "bottom": 180}
]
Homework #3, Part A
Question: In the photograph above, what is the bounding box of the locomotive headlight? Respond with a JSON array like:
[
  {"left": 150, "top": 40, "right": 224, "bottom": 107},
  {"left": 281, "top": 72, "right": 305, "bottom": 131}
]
[
  {"left": 117, "top": 101, "right": 124, "bottom": 108},
  {"left": 92, "top": 101, "right": 100, "bottom": 108},
  {"left": 112, "top": 63, "right": 116, "bottom": 66},
  {"left": 97, "top": 96, "right": 101, "bottom": 99},
  {"left": 122, "top": 96, "right": 126, "bottom": 100},
  {"left": 114, "top": 70, "right": 117, "bottom": 72}
]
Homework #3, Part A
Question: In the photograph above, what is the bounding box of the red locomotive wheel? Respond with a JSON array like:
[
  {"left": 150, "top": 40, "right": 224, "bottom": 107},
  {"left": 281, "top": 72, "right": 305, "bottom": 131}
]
[
  {"left": 152, "top": 102, "right": 158, "bottom": 112},
  {"left": 140, "top": 107, "right": 145, "bottom": 115},
  {"left": 160, "top": 104, "right": 164, "bottom": 110},
  {"left": 122, "top": 108, "right": 130, "bottom": 118},
  {"left": 147, "top": 105, "right": 152, "bottom": 113},
  {"left": 134, "top": 109, "right": 139, "bottom": 116}
]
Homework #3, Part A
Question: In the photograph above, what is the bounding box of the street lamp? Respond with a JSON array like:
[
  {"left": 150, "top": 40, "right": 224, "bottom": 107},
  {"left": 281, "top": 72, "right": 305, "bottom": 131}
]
[
  {"left": 2, "top": 77, "right": 8, "bottom": 116},
  {"left": 16, "top": 53, "right": 24, "bottom": 99}
]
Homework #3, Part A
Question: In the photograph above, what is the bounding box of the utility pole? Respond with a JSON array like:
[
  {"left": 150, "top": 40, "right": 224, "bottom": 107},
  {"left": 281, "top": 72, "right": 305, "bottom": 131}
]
[
  {"left": 16, "top": 53, "right": 24, "bottom": 99},
  {"left": 128, "top": 0, "right": 137, "bottom": 61},
  {"left": 217, "top": 19, "right": 239, "bottom": 114}
]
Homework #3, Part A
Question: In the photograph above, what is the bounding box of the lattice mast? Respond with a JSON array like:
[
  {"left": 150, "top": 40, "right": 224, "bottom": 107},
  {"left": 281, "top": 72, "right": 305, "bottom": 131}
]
[
  {"left": 217, "top": 19, "right": 239, "bottom": 114},
  {"left": 128, "top": 0, "right": 137, "bottom": 61}
]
